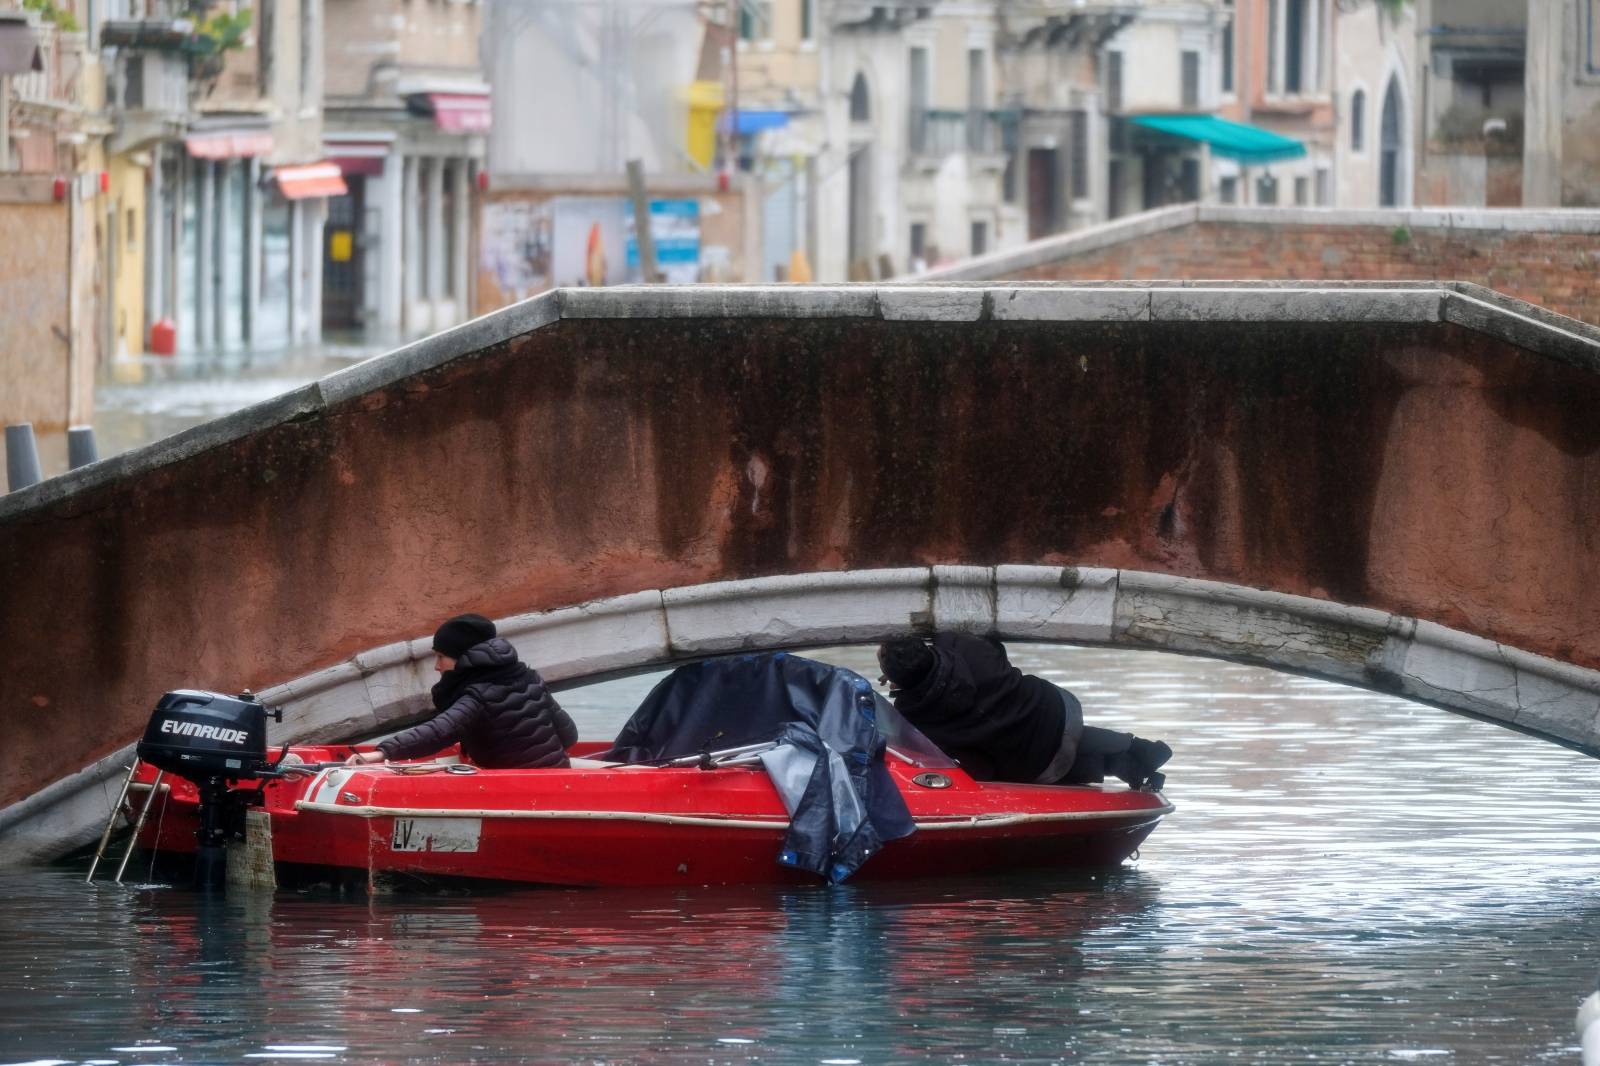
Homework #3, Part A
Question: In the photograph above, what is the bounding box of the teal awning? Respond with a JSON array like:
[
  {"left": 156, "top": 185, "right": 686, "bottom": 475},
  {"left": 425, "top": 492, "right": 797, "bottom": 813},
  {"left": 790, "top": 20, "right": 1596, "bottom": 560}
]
[{"left": 1129, "top": 115, "right": 1307, "bottom": 164}]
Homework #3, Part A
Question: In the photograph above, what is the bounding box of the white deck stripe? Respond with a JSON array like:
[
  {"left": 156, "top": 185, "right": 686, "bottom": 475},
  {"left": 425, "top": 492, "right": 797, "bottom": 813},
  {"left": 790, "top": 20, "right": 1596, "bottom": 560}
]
[{"left": 291, "top": 800, "right": 1173, "bottom": 829}]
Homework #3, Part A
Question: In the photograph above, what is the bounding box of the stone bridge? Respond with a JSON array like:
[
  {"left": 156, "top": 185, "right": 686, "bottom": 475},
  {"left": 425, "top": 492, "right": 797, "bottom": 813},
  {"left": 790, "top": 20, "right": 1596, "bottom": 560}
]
[{"left": 4, "top": 281, "right": 1600, "bottom": 862}]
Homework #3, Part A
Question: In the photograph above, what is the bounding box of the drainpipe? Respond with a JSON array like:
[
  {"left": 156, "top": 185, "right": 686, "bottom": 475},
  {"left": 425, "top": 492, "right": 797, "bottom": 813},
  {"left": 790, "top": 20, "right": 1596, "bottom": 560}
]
[
  {"left": 1, "top": 74, "right": 10, "bottom": 170},
  {"left": 67, "top": 178, "right": 77, "bottom": 426}
]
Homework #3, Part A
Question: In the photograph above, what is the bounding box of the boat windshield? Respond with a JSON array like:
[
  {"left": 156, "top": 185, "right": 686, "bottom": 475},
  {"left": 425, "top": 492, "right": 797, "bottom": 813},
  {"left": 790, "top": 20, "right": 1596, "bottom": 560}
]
[{"left": 872, "top": 697, "right": 958, "bottom": 768}]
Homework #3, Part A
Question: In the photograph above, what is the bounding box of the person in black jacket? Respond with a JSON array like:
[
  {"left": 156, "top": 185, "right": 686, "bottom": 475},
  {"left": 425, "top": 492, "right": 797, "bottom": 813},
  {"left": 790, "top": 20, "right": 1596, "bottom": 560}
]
[
  {"left": 877, "top": 633, "right": 1170, "bottom": 790},
  {"left": 346, "top": 613, "right": 577, "bottom": 769}
]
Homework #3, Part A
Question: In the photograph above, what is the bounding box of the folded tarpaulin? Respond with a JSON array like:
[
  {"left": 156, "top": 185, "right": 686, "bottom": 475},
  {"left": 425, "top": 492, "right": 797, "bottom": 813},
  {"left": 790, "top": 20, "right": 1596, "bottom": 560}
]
[{"left": 603, "top": 652, "right": 917, "bottom": 882}]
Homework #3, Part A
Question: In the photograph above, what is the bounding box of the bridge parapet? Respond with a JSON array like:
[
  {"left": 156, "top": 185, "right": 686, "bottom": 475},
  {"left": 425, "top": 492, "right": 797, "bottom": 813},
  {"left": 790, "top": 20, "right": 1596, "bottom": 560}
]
[
  {"left": 4, "top": 281, "right": 1600, "bottom": 861},
  {"left": 913, "top": 204, "right": 1600, "bottom": 327}
]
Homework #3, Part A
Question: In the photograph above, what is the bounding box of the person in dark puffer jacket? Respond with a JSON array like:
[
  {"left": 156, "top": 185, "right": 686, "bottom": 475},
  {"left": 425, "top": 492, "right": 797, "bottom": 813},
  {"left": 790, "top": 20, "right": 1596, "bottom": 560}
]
[
  {"left": 877, "top": 632, "right": 1170, "bottom": 791},
  {"left": 345, "top": 613, "right": 577, "bottom": 769}
]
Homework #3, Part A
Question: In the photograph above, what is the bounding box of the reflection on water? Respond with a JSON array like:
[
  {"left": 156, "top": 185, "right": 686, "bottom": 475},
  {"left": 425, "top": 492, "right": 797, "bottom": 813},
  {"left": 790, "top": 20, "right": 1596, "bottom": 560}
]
[{"left": 3, "top": 644, "right": 1598, "bottom": 1064}]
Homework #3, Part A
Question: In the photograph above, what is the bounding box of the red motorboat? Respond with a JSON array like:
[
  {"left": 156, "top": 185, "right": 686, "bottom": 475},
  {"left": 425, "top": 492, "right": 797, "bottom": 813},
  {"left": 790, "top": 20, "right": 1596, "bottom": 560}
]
[
  {"left": 119, "top": 653, "right": 1172, "bottom": 890},
  {"left": 128, "top": 740, "right": 1170, "bottom": 889}
]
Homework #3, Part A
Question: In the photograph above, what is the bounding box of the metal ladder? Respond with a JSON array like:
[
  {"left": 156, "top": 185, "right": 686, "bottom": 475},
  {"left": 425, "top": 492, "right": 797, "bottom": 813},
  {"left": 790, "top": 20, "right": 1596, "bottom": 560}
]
[{"left": 85, "top": 758, "right": 166, "bottom": 884}]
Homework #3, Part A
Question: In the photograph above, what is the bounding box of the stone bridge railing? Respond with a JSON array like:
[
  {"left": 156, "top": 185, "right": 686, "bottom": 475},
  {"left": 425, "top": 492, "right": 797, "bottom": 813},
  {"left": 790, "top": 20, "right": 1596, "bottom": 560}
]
[{"left": 7, "top": 564, "right": 1597, "bottom": 863}]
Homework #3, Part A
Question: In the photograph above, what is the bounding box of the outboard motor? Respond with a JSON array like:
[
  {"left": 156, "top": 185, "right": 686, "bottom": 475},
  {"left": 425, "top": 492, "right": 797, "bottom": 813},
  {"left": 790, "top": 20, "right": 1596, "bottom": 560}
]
[{"left": 137, "top": 689, "right": 283, "bottom": 890}]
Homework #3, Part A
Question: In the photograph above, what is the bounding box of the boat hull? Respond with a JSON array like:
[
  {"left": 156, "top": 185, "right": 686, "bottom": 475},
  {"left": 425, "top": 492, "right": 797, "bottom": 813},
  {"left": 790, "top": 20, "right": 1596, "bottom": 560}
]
[{"left": 132, "top": 744, "right": 1170, "bottom": 888}]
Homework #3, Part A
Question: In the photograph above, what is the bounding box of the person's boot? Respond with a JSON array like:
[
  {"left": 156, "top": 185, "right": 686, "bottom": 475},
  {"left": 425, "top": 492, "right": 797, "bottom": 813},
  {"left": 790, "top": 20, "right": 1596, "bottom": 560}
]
[
  {"left": 1111, "top": 739, "right": 1172, "bottom": 790},
  {"left": 1131, "top": 738, "right": 1171, "bottom": 774},
  {"left": 1132, "top": 740, "right": 1171, "bottom": 791}
]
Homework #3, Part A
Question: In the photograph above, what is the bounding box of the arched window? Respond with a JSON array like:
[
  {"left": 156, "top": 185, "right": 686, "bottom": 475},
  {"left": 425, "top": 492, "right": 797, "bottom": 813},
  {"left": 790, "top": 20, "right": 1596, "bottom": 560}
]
[
  {"left": 849, "top": 72, "right": 871, "bottom": 122},
  {"left": 1380, "top": 76, "right": 1403, "bottom": 206},
  {"left": 1351, "top": 89, "right": 1366, "bottom": 152}
]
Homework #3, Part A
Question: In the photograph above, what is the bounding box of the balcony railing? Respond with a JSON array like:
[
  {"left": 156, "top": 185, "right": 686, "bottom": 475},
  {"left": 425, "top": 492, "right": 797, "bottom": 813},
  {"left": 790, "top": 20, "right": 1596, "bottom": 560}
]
[
  {"left": 12, "top": 24, "right": 83, "bottom": 109},
  {"left": 909, "top": 108, "right": 1016, "bottom": 157}
]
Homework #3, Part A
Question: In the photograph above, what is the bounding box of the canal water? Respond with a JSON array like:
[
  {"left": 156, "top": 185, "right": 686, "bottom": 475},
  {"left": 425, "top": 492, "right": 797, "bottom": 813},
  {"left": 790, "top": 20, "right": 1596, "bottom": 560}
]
[{"left": 3, "top": 643, "right": 1597, "bottom": 1065}]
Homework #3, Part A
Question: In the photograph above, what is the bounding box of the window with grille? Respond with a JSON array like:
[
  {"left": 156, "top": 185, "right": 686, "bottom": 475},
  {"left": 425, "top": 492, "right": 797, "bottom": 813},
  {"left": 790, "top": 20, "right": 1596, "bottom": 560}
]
[
  {"left": 1182, "top": 51, "right": 1200, "bottom": 109},
  {"left": 1221, "top": 9, "right": 1234, "bottom": 94}
]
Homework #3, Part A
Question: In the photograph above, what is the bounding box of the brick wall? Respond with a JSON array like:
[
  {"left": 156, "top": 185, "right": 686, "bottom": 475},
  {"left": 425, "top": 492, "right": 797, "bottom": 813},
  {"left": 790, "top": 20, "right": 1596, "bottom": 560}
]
[{"left": 1005, "top": 219, "right": 1600, "bottom": 324}]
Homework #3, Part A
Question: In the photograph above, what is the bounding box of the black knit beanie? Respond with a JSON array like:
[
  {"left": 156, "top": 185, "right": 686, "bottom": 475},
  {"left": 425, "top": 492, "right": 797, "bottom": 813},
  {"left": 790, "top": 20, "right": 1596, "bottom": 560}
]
[
  {"left": 877, "top": 637, "right": 935, "bottom": 689},
  {"left": 432, "top": 613, "right": 496, "bottom": 658}
]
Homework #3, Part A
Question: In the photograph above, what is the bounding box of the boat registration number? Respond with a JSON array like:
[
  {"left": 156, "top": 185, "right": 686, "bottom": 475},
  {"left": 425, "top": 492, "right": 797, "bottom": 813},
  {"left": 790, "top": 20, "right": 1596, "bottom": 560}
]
[{"left": 390, "top": 817, "right": 482, "bottom": 853}]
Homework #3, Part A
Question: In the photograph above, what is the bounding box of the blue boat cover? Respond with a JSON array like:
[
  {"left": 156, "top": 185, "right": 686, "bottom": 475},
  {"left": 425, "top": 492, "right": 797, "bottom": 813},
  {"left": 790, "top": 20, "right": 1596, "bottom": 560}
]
[{"left": 604, "top": 652, "right": 917, "bottom": 882}]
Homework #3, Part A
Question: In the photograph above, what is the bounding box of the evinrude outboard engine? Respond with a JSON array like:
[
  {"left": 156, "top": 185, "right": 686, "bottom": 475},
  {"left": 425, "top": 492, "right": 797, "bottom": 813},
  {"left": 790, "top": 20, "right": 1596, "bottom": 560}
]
[{"left": 137, "top": 689, "right": 283, "bottom": 890}]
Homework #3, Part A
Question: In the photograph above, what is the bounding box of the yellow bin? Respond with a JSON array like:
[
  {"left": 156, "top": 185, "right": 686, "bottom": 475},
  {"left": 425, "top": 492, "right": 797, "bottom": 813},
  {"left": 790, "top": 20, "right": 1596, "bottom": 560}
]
[{"left": 684, "top": 80, "right": 726, "bottom": 170}]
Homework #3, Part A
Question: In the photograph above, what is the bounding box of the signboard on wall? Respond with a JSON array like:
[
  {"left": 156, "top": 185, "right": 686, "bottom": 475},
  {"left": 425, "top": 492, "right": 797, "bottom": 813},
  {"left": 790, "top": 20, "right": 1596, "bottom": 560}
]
[
  {"left": 625, "top": 199, "right": 702, "bottom": 284},
  {"left": 482, "top": 195, "right": 705, "bottom": 299},
  {"left": 481, "top": 200, "right": 553, "bottom": 302}
]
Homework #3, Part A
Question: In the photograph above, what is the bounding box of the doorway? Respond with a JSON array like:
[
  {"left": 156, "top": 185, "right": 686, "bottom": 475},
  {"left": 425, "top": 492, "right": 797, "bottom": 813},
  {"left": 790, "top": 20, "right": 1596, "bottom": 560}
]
[
  {"left": 1027, "top": 148, "right": 1059, "bottom": 239},
  {"left": 323, "top": 175, "right": 365, "bottom": 332}
]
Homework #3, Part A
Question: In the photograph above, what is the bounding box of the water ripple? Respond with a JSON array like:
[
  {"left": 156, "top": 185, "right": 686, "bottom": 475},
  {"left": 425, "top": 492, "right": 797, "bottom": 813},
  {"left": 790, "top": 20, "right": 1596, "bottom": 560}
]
[{"left": 1, "top": 645, "right": 1595, "bottom": 1064}]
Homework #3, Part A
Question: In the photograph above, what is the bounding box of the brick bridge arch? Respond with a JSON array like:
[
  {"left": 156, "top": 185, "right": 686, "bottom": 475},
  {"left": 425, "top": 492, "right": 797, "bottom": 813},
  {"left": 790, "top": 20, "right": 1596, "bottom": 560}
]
[{"left": 4, "top": 282, "right": 1599, "bottom": 860}]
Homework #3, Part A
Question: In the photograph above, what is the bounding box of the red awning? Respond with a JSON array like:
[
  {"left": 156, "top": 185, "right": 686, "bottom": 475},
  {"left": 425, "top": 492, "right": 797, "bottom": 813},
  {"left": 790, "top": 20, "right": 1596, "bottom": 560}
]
[
  {"left": 330, "top": 156, "right": 384, "bottom": 177},
  {"left": 273, "top": 162, "right": 348, "bottom": 200},
  {"left": 429, "top": 92, "right": 491, "bottom": 133},
  {"left": 185, "top": 131, "right": 274, "bottom": 159}
]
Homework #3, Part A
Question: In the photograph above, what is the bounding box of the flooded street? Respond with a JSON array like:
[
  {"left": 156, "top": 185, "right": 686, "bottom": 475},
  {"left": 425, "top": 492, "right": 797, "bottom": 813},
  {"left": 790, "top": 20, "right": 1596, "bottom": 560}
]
[
  {"left": 30, "top": 345, "right": 376, "bottom": 479},
  {"left": 3, "top": 644, "right": 1597, "bottom": 1064}
]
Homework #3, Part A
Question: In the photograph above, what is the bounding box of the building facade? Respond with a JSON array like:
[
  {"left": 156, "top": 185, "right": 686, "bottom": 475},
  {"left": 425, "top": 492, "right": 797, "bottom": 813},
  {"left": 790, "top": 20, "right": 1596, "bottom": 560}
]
[
  {"left": 733, "top": 0, "right": 824, "bottom": 282},
  {"left": 1523, "top": 0, "right": 1600, "bottom": 207},
  {"left": 998, "top": 2, "right": 1132, "bottom": 240},
  {"left": 103, "top": 0, "right": 337, "bottom": 359},
  {"left": 812, "top": 0, "right": 1013, "bottom": 279},
  {"left": 322, "top": 0, "right": 487, "bottom": 342},
  {"left": 1103, "top": 1, "right": 1236, "bottom": 212},
  {"left": 1413, "top": 0, "right": 1524, "bottom": 207},
  {"left": 0, "top": 8, "right": 105, "bottom": 429},
  {"left": 1210, "top": 0, "right": 1335, "bottom": 206},
  {"left": 1331, "top": 0, "right": 1417, "bottom": 209}
]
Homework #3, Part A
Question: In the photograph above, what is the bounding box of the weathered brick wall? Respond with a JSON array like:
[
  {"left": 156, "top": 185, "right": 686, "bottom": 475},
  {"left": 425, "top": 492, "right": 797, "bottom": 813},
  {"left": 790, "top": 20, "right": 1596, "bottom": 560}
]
[
  {"left": 0, "top": 199, "right": 73, "bottom": 429},
  {"left": 1008, "top": 221, "right": 1600, "bottom": 324}
]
